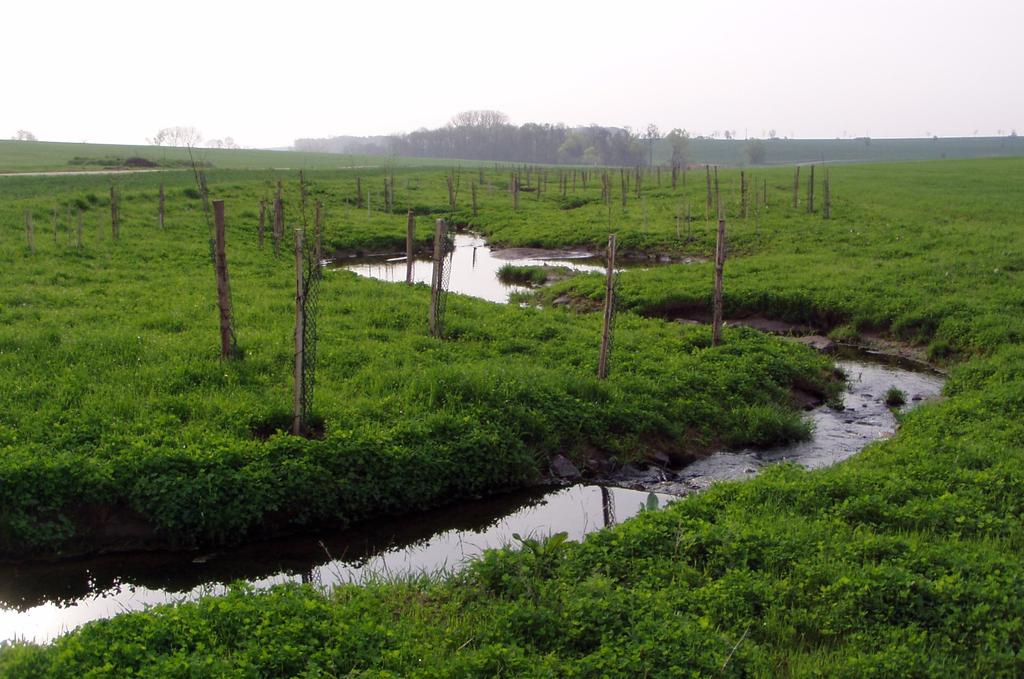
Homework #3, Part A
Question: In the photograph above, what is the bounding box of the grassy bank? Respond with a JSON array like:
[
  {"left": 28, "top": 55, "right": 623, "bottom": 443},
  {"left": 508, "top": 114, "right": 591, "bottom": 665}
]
[
  {"left": 0, "top": 169, "right": 834, "bottom": 558},
  {"left": 2, "top": 158, "right": 1024, "bottom": 675}
]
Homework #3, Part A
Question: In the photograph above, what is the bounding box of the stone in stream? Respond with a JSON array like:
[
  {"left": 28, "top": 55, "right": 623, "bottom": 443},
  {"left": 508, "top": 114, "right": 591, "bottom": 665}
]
[
  {"left": 550, "top": 454, "right": 581, "bottom": 480},
  {"left": 791, "top": 335, "right": 837, "bottom": 353}
]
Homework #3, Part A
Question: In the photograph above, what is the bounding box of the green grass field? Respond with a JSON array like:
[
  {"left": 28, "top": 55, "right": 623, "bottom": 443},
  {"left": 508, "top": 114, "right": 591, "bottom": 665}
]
[
  {"left": 5, "top": 135, "right": 1022, "bottom": 174},
  {"left": 0, "top": 165, "right": 836, "bottom": 559},
  {"left": 2, "top": 154, "right": 1024, "bottom": 676},
  {"left": 0, "top": 140, "right": 471, "bottom": 173},
  {"left": 652, "top": 134, "right": 1024, "bottom": 166}
]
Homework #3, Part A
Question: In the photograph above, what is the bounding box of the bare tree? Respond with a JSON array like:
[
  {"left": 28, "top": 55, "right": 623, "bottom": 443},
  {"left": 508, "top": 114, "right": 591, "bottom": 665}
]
[
  {"left": 13, "top": 130, "right": 37, "bottom": 141},
  {"left": 448, "top": 110, "right": 510, "bottom": 128},
  {"left": 149, "top": 126, "right": 203, "bottom": 147},
  {"left": 644, "top": 123, "right": 661, "bottom": 166}
]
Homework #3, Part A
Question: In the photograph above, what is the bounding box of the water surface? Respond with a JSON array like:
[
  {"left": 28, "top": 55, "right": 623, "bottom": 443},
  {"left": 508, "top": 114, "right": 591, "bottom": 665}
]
[
  {"left": 336, "top": 233, "right": 611, "bottom": 303},
  {"left": 0, "top": 485, "right": 671, "bottom": 643}
]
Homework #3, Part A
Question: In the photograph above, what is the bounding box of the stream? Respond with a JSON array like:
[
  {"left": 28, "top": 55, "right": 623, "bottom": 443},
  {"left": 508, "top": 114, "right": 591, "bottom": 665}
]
[
  {"left": 336, "top": 232, "right": 624, "bottom": 303},
  {"left": 1, "top": 237, "right": 945, "bottom": 643},
  {"left": 1, "top": 485, "right": 670, "bottom": 643},
  {"left": 606, "top": 348, "right": 944, "bottom": 493}
]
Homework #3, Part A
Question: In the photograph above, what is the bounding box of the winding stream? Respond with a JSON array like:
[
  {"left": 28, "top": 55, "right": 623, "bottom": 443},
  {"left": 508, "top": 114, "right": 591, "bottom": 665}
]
[
  {"left": 1, "top": 485, "right": 671, "bottom": 642},
  {"left": 607, "top": 349, "right": 944, "bottom": 494},
  {"left": 2, "top": 237, "right": 945, "bottom": 643}
]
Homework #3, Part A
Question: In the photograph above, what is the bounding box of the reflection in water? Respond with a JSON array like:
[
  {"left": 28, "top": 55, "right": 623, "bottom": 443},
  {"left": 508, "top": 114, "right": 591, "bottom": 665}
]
[
  {"left": 601, "top": 485, "right": 616, "bottom": 527},
  {"left": 335, "top": 233, "right": 610, "bottom": 303},
  {"left": 0, "top": 485, "right": 673, "bottom": 643}
]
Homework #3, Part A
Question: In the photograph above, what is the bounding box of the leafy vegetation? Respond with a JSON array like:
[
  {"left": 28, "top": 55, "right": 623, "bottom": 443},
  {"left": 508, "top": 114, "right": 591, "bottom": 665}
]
[
  {"left": 496, "top": 264, "right": 558, "bottom": 286},
  {"left": 884, "top": 386, "right": 908, "bottom": 407},
  {"left": 0, "top": 167, "right": 835, "bottom": 558},
  {"left": 3, "top": 155, "right": 1024, "bottom": 676}
]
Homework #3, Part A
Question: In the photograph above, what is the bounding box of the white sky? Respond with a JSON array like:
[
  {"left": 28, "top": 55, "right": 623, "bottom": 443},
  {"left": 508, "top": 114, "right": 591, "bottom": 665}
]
[{"left": 3, "top": 0, "right": 1022, "bottom": 148}]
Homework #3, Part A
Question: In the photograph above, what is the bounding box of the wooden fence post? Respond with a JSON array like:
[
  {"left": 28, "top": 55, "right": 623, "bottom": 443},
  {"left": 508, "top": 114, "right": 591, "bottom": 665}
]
[
  {"left": 355, "top": 176, "right": 363, "bottom": 208},
  {"left": 406, "top": 209, "right": 416, "bottom": 284},
  {"left": 110, "top": 185, "right": 120, "bottom": 240},
  {"left": 199, "top": 171, "right": 211, "bottom": 217},
  {"left": 793, "top": 166, "right": 800, "bottom": 209},
  {"left": 258, "top": 200, "right": 266, "bottom": 249},
  {"left": 25, "top": 210, "right": 35, "bottom": 254},
  {"left": 52, "top": 206, "right": 59, "bottom": 244},
  {"left": 212, "top": 200, "right": 235, "bottom": 360},
  {"left": 823, "top": 169, "right": 831, "bottom": 220},
  {"left": 273, "top": 197, "right": 283, "bottom": 257},
  {"left": 158, "top": 183, "right": 165, "bottom": 229},
  {"left": 446, "top": 174, "right": 456, "bottom": 212},
  {"left": 705, "top": 165, "right": 712, "bottom": 224},
  {"left": 597, "top": 234, "right": 617, "bottom": 379},
  {"left": 292, "top": 227, "right": 305, "bottom": 435},
  {"left": 314, "top": 201, "right": 323, "bottom": 262},
  {"left": 471, "top": 181, "right": 478, "bottom": 217},
  {"left": 712, "top": 201, "right": 727, "bottom": 347},
  {"left": 807, "top": 165, "right": 815, "bottom": 213},
  {"left": 76, "top": 208, "right": 83, "bottom": 249},
  {"left": 428, "top": 218, "right": 447, "bottom": 338}
]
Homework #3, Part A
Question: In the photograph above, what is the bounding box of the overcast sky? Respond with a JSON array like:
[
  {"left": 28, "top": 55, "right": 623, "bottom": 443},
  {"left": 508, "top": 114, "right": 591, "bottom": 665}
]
[{"left": 3, "top": 0, "right": 1022, "bottom": 148}]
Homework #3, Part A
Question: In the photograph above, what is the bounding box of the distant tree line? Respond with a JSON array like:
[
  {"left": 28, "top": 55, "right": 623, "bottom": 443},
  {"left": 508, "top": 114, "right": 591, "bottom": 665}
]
[{"left": 295, "top": 111, "right": 694, "bottom": 167}]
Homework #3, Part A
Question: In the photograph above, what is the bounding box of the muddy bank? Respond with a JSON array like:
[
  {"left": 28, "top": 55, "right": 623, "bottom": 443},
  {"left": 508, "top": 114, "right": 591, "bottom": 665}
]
[
  {"left": 2, "top": 482, "right": 546, "bottom": 565},
  {"left": 589, "top": 350, "right": 944, "bottom": 496},
  {"left": 637, "top": 301, "right": 943, "bottom": 370},
  {"left": 490, "top": 244, "right": 704, "bottom": 265}
]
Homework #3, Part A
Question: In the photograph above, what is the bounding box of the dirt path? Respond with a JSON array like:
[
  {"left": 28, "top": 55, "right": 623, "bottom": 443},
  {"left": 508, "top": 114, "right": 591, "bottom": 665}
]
[{"left": 0, "top": 168, "right": 169, "bottom": 178}]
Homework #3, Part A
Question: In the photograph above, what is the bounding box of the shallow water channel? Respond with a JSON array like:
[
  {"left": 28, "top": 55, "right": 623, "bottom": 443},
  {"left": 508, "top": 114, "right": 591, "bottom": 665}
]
[
  {"left": 0, "top": 485, "right": 671, "bottom": 642},
  {"left": 335, "top": 232, "right": 614, "bottom": 302},
  {"left": 612, "top": 349, "right": 945, "bottom": 494},
  {"left": 3, "top": 238, "right": 945, "bottom": 643}
]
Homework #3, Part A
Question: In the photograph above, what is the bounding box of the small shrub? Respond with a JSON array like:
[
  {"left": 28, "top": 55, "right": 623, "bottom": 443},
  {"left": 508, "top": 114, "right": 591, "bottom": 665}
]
[
  {"left": 498, "top": 264, "right": 550, "bottom": 287},
  {"left": 884, "top": 387, "right": 907, "bottom": 407},
  {"left": 927, "top": 339, "right": 955, "bottom": 362}
]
